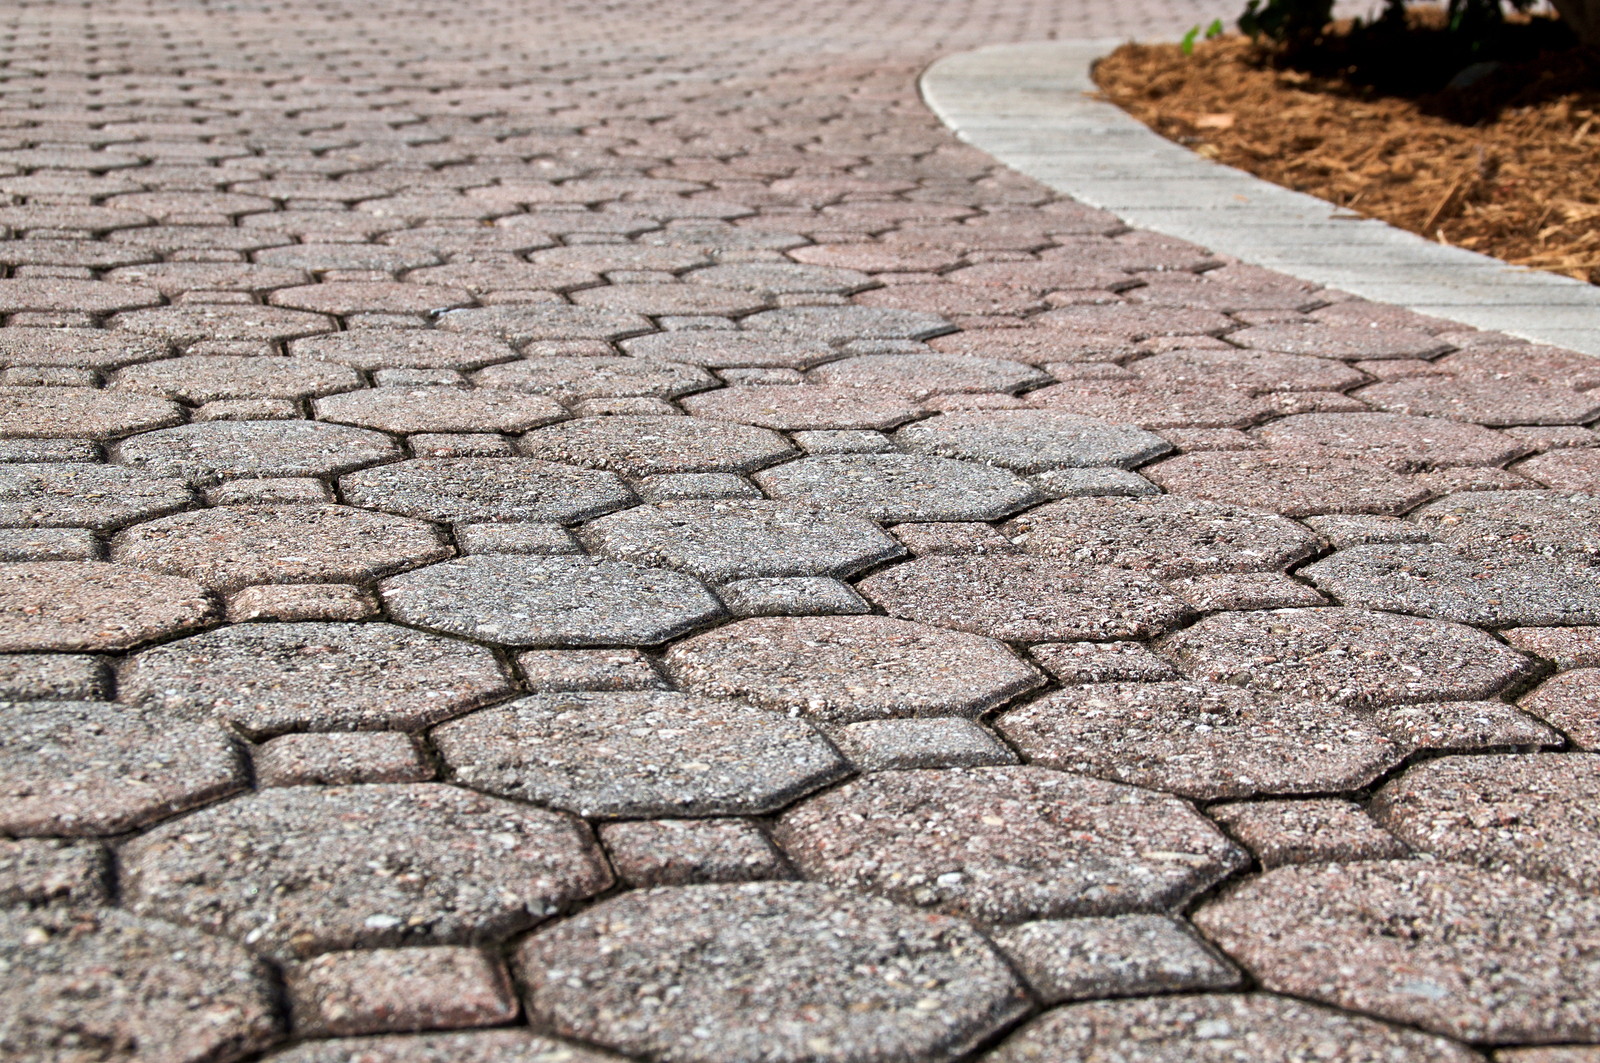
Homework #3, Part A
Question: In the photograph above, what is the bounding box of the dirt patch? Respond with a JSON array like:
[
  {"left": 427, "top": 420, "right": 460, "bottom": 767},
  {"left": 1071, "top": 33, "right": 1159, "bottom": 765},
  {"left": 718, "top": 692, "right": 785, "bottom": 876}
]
[{"left": 1092, "top": 34, "right": 1600, "bottom": 284}]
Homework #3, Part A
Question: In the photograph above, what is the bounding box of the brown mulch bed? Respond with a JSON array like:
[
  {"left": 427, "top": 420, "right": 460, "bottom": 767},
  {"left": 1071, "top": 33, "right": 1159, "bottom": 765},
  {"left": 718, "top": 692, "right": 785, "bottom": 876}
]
[{"left": 1092, "top": 29, "right": 1600, "bottom": 284}]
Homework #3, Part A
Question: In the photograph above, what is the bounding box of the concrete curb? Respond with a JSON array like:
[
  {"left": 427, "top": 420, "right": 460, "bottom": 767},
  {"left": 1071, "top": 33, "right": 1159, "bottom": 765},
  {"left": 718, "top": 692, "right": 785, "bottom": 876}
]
[{"left": 920, "top": 39, "right": 1600, "bottom": 356}]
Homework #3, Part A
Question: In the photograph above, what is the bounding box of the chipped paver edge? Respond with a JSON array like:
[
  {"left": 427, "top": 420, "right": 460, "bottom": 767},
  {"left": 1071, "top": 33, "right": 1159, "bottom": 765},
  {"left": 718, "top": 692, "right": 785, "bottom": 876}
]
[{"left": 920, "top": 39, "right": 1600, "bottom": 357}]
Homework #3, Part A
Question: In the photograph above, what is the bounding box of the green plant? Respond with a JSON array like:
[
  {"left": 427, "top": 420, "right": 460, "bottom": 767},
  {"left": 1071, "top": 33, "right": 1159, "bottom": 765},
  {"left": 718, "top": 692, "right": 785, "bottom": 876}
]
[{"left": 1181, "top": 19, "right": 1226, "bottom": 55}]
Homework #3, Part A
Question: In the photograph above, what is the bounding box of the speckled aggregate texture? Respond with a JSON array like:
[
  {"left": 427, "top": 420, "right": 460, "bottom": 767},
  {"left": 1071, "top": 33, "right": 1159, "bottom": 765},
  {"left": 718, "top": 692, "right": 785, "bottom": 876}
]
[{"left": 0, "top": 0, "right": 1589, "bottom": 1055}]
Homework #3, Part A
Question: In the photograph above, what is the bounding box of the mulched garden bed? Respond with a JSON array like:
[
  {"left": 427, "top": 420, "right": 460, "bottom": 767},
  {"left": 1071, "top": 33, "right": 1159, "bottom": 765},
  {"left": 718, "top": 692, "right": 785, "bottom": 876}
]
[{"left": 1092, "top": 16, "right": 1600, "bottom": 284}]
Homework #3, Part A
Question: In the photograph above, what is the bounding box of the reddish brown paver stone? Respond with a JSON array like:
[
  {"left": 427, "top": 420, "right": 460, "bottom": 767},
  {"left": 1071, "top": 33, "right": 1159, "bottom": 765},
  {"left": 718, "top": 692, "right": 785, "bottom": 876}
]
[
  {"left": 0, "top": 837, "right": 109, "bottom": 907},
  {"left": 286, "top": 947, "right": 519, "bottom": 1037},
  {"left": 1026, "top": 377, "right": 1275, "bottom": 429},
  {"left": 112, "top": 504, "right": 451, "bottom": 592},
  {"left": 988, "top": 994, "right": 1478, "bottom": 1063},
  {"left": 775, "top": 766, "right": 1245, "bottom": 922},
  {"left": 1160, "top": 608, "right": 1535, "bottom": 708},
  {"left": 1521, "top": 669, "right": 1600, "bottom": 748},
  {"left": 1209, "top": 798, "right": 1411, "bottom": 867},
  {"left": 225, "top": 583, "right": 382, "bottom": 622},
  {"left": 600, "top": 818, "right": 791, "bottom": 886},
  {"left": 895, "top": 409, "right": 1170, "bottom": 473},
  {"left": 1356, "top": 374, "right": 1600, "bottom": 426},
  {"left": 0, "top": 908, "right": 281, "bottom": 1063},
  {"left": 1005, "top": 495, "right": 1322, "bottom": 578},
  {"left": 113, "top": 419, "right": 400, "bottom": 484},
  {"left": 120, "top": 621, "right": 511, "bottom": 736},
  {"left": 0, "top": 386, "right": 184, "bottom": 440},
  {"left": 1373, "top": 699, "right": 1560, "bottom": 751},
  {"left": 1132, "top": 346, "right": 1364, "bottom": 393},
  {"left": 622, "top": 330, "right": 838, "bottom": 369},
  {"left": 520, "top": 416, "right": 794, "bottom": 476},
  {"left": 989, "top": 915, "right": 1239, "bottom": 1003},
  {"left": 1144, "top": 451, "right": 1430, "bottom": 516},
  {"left": 114, "top": 305, "right": 337, "bottom": 344},
  {"left": 254, "top": 732, "right": 434, "bottom": 786},
  {"left": 474, "top": 356, "right": 714, "bottom": 400},
  {"left": 681, "top": 385, "right": 924, "bottom": 431},
  {"left": 999, "top": 682, "right": 1403, "bottom": 799},
  {"left": 341, "top": 457, "right": 634, "bottom": 525},
  {"left": 1229, "top": 323, "right": 1452, "bottom": 359},
  {"left": 1038, "top": 303, "right": 1235, "bottom": 340},
  {"left": 1515, "top": 447, "right": 1600, "bottom": 492},
  {"left": 0, "top": 561, "right": 216, "bottom": 652},
  {"left": 0, "top": 328, "right": 170, "bottom": 371},
  {"left": 0, "top": 462, "right": 192, "bottom": 530},
  {"left": 123, "top": 783, "right": 611, "bottom": 959},
  {"left": 314, "top": 387, "right": 566, "bottom": 434},
  {"left": 1194, "top": 860, "right": 1600, "bottom": 1044},
  {"left": 806, "top": 353, "right": 1048, "bottom": 397},
  {"left": 438, "top": 305, "right": 654, "bottom": 344},
  {"left": 664, "top": 615, "right": 1042, "bottom": 724},
  {"left": 0, "top": 278, "right": 161, "bottom": 315},
  {"left": 271, "top": 282, "right": 473, "bottom": 315},
  {"left": 290, "top": 330, "right": 520, "bottom": 371},
  {"left": 1255, "top": 412, "right": 1527, "bottom": 470},
  {"left": 1412, "top": 490, "right": 1600, "bottom": 565},
  {"left": 858, "top": 554, "right": 1190, "bottom": 641},
  {"left": 517, "top": 882, "right": 1028, "bottom": 1063},
  {"left": 570, "top": 282, "right": 766, "bottom": 316},
  {"left": 581, "top": 498, "right": 901, "bottom": 581},
  {"left": 111, "top": 356, "right": 363, "bottom": 403},
  {"left": 433, "top": 690, "right": 847, "bottom": 818},
  {"left": 267, "top": 1031, "right": 626, "bottom": 1063},
  {"left": 1372, "top": 753, "right": 1600, "bottom": 892}
]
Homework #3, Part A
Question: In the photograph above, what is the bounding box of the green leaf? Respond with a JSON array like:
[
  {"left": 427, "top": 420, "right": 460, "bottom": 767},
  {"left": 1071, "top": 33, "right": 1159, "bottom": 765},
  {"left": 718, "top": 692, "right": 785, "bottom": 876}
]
[
  {"left": 1205, "top": 18, "right": 1224, "bottom": 38},
  {"left": 1181, "top": 24, "right": 1201, "bottom": 55}
]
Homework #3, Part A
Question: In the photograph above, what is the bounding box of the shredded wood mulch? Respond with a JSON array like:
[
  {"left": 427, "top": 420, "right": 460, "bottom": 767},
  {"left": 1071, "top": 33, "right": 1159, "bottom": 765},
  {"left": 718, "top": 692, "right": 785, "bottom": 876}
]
[{"left": 1093, "top": 35, "right": 1600, "bottom": 284}]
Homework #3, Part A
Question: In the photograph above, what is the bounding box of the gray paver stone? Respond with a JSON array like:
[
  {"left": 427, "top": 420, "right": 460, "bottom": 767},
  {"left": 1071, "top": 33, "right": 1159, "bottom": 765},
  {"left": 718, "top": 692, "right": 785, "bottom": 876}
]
[
  {"left": 600, "top": 818, "right": 791, "bottom": 887},
  {"left": 113, "top": 419, "right": 400, "bottom": 485},
  {"left": 0, "top": 461, "right": 192, "bottom": 530},
  {"left": 989, "top": 915, "right": 1239, "bottom": 1003},
  {"left": 0, "top": 837, "right": 109, "bottom": 907},
  {"left": 520, "top": 416, "right": 794, "bottom": 476},
  {"left": 342, "top": 457, "right": 634, "bottom": 524},
  {"left": 754, "top": 453, "right": 1040, "bottom": 522},
  {"left": 1210, "top": 798, "right": 1411, "bottom": 867},
  {"left": 894, "top": 409, "right": 1169, "bottom": 473},
  {"left": 0, "top": 653, "right": 110, "bottom": 701},
  {"left": 266, "top": 1031, "right": 626, "bottom": 1063},
  {"left": 0, "top": 387, "right": 183, "bottom": 440}
]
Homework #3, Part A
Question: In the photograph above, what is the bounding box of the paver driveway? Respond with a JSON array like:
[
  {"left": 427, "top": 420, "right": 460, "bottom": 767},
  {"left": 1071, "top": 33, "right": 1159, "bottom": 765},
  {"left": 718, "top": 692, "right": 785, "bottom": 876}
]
[{"left": 1, "top": 0, "right": 1597, "bottom": 1060}]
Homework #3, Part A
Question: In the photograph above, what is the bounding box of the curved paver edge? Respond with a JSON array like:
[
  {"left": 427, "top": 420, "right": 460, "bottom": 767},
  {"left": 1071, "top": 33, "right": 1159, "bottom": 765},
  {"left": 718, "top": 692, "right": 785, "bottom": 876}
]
[{"left": 921, "top": 39, "right": 1600, "bottom": 357}]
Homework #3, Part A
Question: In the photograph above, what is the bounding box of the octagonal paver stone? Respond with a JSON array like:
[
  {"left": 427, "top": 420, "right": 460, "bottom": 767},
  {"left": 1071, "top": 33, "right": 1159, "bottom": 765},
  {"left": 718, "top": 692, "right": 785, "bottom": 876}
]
[
  {"left": 473, "top": 356, "right": 715, "bottom": 400},
  {"left": 123, "top": 783, "right": 611, "bottom": 960},
  {"left": 1004, "top": 495, "right": 1322, "bottom": 579},
  {"left": 113, "top": 420, "right": 400, "bottom": 485},
  {"left": 664, "top": 615, "right": 1041, "bottom": 725},
  {"left": 1255, "top": 413, "right": 1527, "bottom": 471},
  {"left": 997, "top": 682, "right": 1405, "bottom": 800},
  {"left": 1229, "top": 323, "right": 1451, "bottom": 359},
  {"left": 569, "top": 283, "right": 766, "bottom": 317},
  {"left": 1026, "top": 378, "right": 1276, "bottom": 430},
  {"left": 432, "top": 690, "right": 848, "bottom": 818},
  {"left": 1357, "top": 375, "right": 1600, "bottom": 426},
  {"left": 1520, "top": 669, "right": 1600, "bottom": 748},
  {"left": 808, "top": 354, "right": 1049, "bottom": 397},
  {"left": 314, "top": 387, "right": 566, "bottom": 434},
  {"left": 1159, "top": 608, "right": 1535, "bottom": 708},
  {"left": 581, "top": 499, "right": 902, "bottom": 581},
  {"left": 0, "top": 328, "right": 170, "bottom": 371},
  {"left": 113, "top": 505, "right": 450, "bottom": 592},
  {"left": 0, "top": 561, "right": 216, "bottom": 652},
  {"left": 1303, "top": 543, "right": 1600, "bottom": 627},
  {"left": 439, "top": 305, "right": 653, "bottom": 344},
  {"left": 1131, "top": 347, "right": 1366, "bottom": 393},
  {"left": 989, "top": 994, "right": 1477, "bottom": 1063},
  {"left": 1144, "top": 451, "right": 1430, "bottom": 517},
  {"left": 895, "top": 410, "right": 1170, "bottom": 474},
  {"left": 517, "top": 882, "right": 1027, "bottom": 1063},
  {"left": 0, "top": 387, "right": 183, "bottom": 440},
  {"left": 520, "top": 416, "right": 794, "bottom": 476},
  {"left": 1, "top": 701, "right": 244, "bottom": 836},
  {"left": 119, "top": 622, "right": 513, "bottom": 736},
  {"left": 341, "top": 458, "right": 634, "bottom": 525},
  {"left": 681, "top": 385, "right": 924, "bottom": 432},
  {"left": 1194, "top": 860, "right": 1600, "bottom": 1044},
  {"left": 1412, "top": 490, "right": 1600, "bottom": 566},
  {"left": 0, "top": 462, "right": 192, "bottom": 530},
  {"left": 775, "top": 767, "right": 1245, "bottom": 922},
  {"left": 290, "top": 330, "right": 520, "bottom": 371},
  {"left": 687, "top": 262, "right": 872, "bottom": 294},
  {"left": 111, "top": 356, "right": 363, "bottom": 404},
  {"left": 753, "top": 454, "right": 1040, "bottom": 522},
  {"left": 114, "top": 305, "right": 336, "bottom": 344},
  {"left": 0, "top": 908, "right": 281, "bottom": 1063},
  {"left": 268, "top": 1032, "right": 627, "bottom": 1063},
  {"left": 380, "top": 555, "right": 722, "bottom": 646},
  {"left": 857, "top": 554, "right": 1190, "bottom": 641},
  {"left": 1372, "top": 753, "right": 1600, "bottom": 892},
  {"left": 270, "top": 281, "right": 472, "bottom": 315},
  {"left": 622, "top": 331, "right": 839, "bottom": 369},
  {"left": 742, "top": 306, "right": 954, "bottom": 342}
]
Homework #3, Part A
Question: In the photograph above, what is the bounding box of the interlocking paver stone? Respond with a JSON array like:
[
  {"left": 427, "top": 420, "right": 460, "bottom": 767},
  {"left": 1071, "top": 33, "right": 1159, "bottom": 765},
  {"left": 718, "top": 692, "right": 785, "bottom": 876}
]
[
  {"left": 1208, "top": 798, "right": 1411, "bottom": 867},
  {"left": 742, "top": 305, "right": 954, "bottom": 342},
  {"left": 113, "top": 419, "right": 400, "bottom": 484},
  {"left": 624, "top": 330, "right": 839, "bottom": 369},
  {"left": 516, "top": 882, "right": 1028, "bottom": 1063},
  {"left": 665, "top": 615, "right": 1040, "bottom": 724},
  {"left": 1373, "top": 698, "right": 1559, "bottom": 750},
  {"left": 314, "top": 387, "right": 566, "bottom": 434},
  {"left": 858, "top": 554, "right": 1190, "bottom": 641},
  {"left": 0, "top": 561, "right": 216, "bottom": 652},
  {"left": 682, "top": 385, "right": 925, "bottom": 431},
  {"left": 828, "top": 717, "right": 1017, "bottom": 771},
  {"left": 1194, "top": 860, "right": 1600, "bottom": 1043},
  {"left": 0, "top": 461, "right": 191, "bottom": 530},
  {"left": 0, "top": 328, "right": 170, "bottom": 370},
  {"left": 1356, "top": 374, "right": 1600, "bottom": 426},
  {"left": 0, "top": 700, "right": 243, "bottom": 836},
  {"left": 1412, "top": 490, "right": 1600, "bottom": 564},
  {"left": 121, "top": 621, "right": 511, "bottom": 736},
  {"left": 474, "top": 356, "right": 715, "bottom": 400},
  {"left": 254, "top": 732, "right": 434, "bottom": 786},
  {"left": 1256, "top": 412, "right": 1526, "bottom": 470},
  {"left": 433, "top": 690, "right": 847, "bottom": 818},
  {"left": 990, "top": 915, "right": 1239, "bottom": 1003},
  {"left": 1027, "top": 377, "right": 1275, "bottom": 429},
  {"left": 989, "top": 994, "right": 1478, "bottom": 1063},
  {"left": 341, "top": 458, "right": 633, "bottom": 524},
  {"left": 111, "top": 356, "right": 362, "bottom": 403},
  {"left": 380, "top": 555, "right": 722, "bottom": 646},
  {"left": 1161, "top": 607, "right": 1534, "bottom": 707},
  {"left": 1520, "top": 669, "right": 1600, "bottom": 748},
  {"left": 600, "top": 818, "right": 791, "bottom": 886},
  {"left": 808, "top": 354, "right": 1049, "bottom": 397},
  {"left": 0, "top": 908, "right": 281, "bottom": 1063},
  {"left": 291, "top": 330, "right": 520, "bottom": 370},
  {"left": 1304, "top": 543, "right": 1600, "bottom": 627},
  {"left": 115, "top": 305, "right": 336, "bottom": 344},
  {"left": 895, "top": 409, "right": 1169, "bottom": 473},
  {"left": 520, "top": 416, "right": 794, "bottom": 476},
  {"left": 1372, "top": 754, "right": 1600, "bottom": 892},
  {"left": 1143, "top": 451, "right": 1430, "bottom": 516},
  {"left": 581, "top": 499, "right": 901, "bottom": 581},
  {"left": 285, "top": 947, "right": 518, "bottom": 1037},
  {"left": 122, "top": 783, "right": 611, "bottom": 959},
  {"left": 0, "top": 653, "right": 110, "bottom": 701},
  {"left": 1229, "top": 323, "right": 1451, "bottom": 359},
  {"left": 0, "top": 386, "right": 183, "bottom": 440},
  {"left": 267, "top": 1031, "right": 625, "bottom": 1063},
  {"left": 1000, "top": 682, "right": 1403, "bottom": 799},
  {"left": 775, "top": 767, "right": 1245, "bottom": 922},
  {"left": 1005, "top": 495, "right": 1321, "bottom": 578},
  {"left": 0, "top": 837, "right": 109, "bottom": 907},
  {"left": 754, "top": 454, "right": 1040, "bottom": 521},
  {"left": 1131, "top": 346, "right": 1364, "bottom": 393},
  {"left": 112, "top": 504, "right": 450, "bottom": 592},
  {"left": 439, "top": 305, "right": 653, "bottom": 344}
]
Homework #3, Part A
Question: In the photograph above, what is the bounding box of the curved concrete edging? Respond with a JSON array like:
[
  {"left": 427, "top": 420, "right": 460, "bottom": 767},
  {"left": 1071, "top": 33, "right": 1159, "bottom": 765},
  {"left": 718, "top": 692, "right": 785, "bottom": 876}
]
[{"left": 920, "top": 40, "right": 1600, "bottom": 356}]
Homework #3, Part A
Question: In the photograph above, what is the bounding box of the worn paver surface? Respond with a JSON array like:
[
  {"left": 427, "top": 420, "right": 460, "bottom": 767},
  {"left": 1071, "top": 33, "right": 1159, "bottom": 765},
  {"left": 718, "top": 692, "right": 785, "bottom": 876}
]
[{"left": 0, "top": 0, "right": 1590, "bottom": 1060}]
